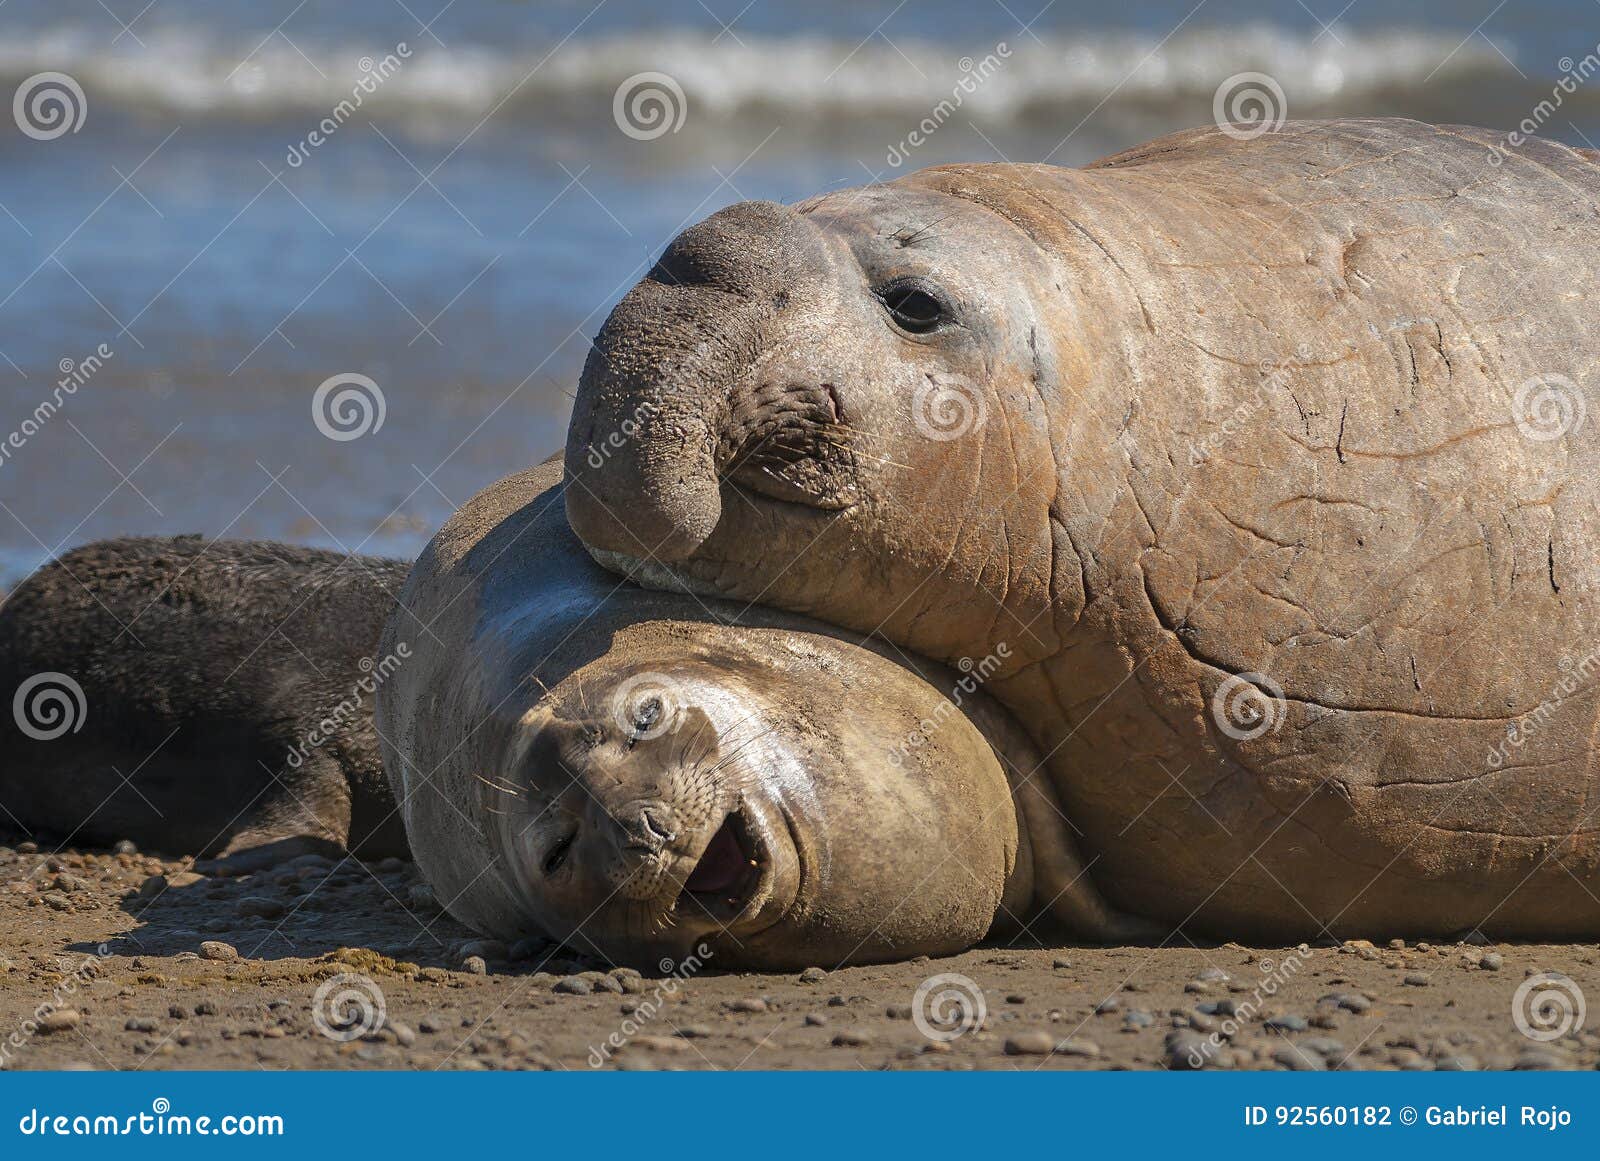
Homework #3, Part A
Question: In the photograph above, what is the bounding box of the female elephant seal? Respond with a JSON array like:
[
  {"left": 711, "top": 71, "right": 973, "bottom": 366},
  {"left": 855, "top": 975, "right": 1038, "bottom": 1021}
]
[
  {"left": 0, "top": 536, "right": 411, "bottom": 866},
  {"left": 378, "top": 461, "right": 1138, "bottom": 968},
  {"left": 566, "top": 117, "right": 1600, "bottom": 939}
]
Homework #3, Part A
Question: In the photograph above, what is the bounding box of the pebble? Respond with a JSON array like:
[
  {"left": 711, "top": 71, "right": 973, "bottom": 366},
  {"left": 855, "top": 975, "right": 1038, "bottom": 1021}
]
[
  {"left": 1323, "top": 992, "right": 1371, "bottom": 1014},
  {"left": 804, "top": 1014, "right": 827, "bottom": 1027},
  {"left": 193, "top": 1001, "right": 218, "bottom": 1016},
  {"left": 137, "top": 875, "right": 167, "bottom": 898},
  {"left": 1004, "top": 1031, "right": 1055, "bottom": 1056},
  {"left": 198, "top": 941, "right": 239, "bottom": 962},
  {"left": 552, "top": 976, "right": 591, "bottom": 995},
  {"left": 1479, "top": 952, "right": 1504, "bottom": 971},
  {"left": 799, "top": 967, "right": 827, "bottom": 983},
  {"left": 1196, "top": 967, "right": 1230, "bottom": 982},
  {"left": 459, "top": 956, "right": 488, "bottom": 976},
  {"left": 113, "top": 840, "right": 138, "bottom": 855},
  {"left": 40, "top": 892, "right": 71, "bottom": 911},
  {"left": 1122, "top": 1010, "right": 1155, "bottom": 1030},
  {"left": 1434, "top": 1054, "right": 1480, "bottom": 1071},
  {"left": 1403, "top": 973, "right": 1430, "bottom": 986},
  {"left": 125, "top": 1017, "right": 158, "bottom": 1033},
  {"left": 1054, "top": 1037, "right": 1100, "bottom": 1058},
  {"left": 235, "top": 896, "right": 285, "bottom": 919},
  {"left": 630, "top": 1035, "right": 690, "bottom": 1054},
  {"left": 1093, "top": 997, "right": 1121, "bottom": 1014},
  {"left": 1273, "top": 1044, "right": 1326, "bottom": 1071},
  {"left": 457, "top": 939, "right": 508, "bottom": 961},
  {"left": 390, "top": 1022, "right": 416, "bottom": 1048},
  {"left": 1515, "top": 1049, "right": 1572, "bottom": 1071},
  {"left": 727, "top": 998, "right": 767, "bottom": 1013},
  {"left": 418, "top": 1016, "right": 444, "bottom": 1034},
  {"left": 1164, "top": 1029, "right": 1210, "bottom": 1070},
  {"left": 885, "top": 1004, "right": 911, "bottom": 1020},
  {"left": 1263, "top": 1014, "right": 1307, "bottom": 1032},
  {"left": 831, "top": 1029, "right": 872, "bottom": 1048},
  {"left": 1299, "top": 1037, "right": 1346, "bottom": 1058},
  {"left": 36, "top": 1010, "right": 81, "bottom": 1034}
]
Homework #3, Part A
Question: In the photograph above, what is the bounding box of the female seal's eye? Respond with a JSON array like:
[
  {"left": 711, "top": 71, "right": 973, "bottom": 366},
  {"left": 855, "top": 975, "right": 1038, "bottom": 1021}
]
[
  {"left": 543, "top": 831, "right": 575, "bottom": 876},
  {"left": 881, "top": 283, "right": 945, "bottom": 334}
]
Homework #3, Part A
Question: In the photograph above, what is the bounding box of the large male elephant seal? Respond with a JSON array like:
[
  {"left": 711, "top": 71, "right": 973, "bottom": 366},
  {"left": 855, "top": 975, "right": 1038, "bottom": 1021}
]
[
  {"left": 0, "top": 537, "right": 411, "bottom": 864},
  {"left": 565, "top": 117, "right": 1600, "bottom": 939},
  {"left": 378, "top": 460, "right": 1138, "bottom": 967}
]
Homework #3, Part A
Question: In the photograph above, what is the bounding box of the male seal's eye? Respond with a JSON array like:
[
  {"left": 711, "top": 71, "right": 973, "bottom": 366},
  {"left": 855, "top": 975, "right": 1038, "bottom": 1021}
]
[
  {"left": 881, "top": 283, "right": 945, "bottom": 334},
  {"left": 543, "top": 832, "right": 575, "bottom": 876}
]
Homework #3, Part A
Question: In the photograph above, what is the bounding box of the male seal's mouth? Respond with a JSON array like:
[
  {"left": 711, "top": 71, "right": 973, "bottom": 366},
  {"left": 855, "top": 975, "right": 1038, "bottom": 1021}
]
[{"left": 676, "top": 805, "right": 765, "bottom": 923}]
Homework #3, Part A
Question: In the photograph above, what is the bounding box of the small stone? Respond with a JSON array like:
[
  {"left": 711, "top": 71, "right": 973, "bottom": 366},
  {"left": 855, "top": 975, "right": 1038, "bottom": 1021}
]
[
  {"left": 1403, "top": 973, "right": 1430, "bottom": 986},
  {"left": 37, "top": 1010, "right": 81, "bottom": 1034},
  {"left": 1324, "top": 992, "right": 1371, "bottom": 1014},
  {"left": 235, "top": 896, "right": 285, "bottom": 919},
  {"left": 1388, "top": 938, "right": 1406, "bottom": 950},
  {"left": 1054, "top": 1037, "right": 1100, "bottom": 1058},
  {"left": 1479, "top": 952, "right": 1504, "bottom": 971},
  {"left": 193, "top": 1001, "right": 218, "bottom": 1016},
  {"left": 804, "top": 1014, "right": 827, "bottom": 1027},
  {"left": 390, "top": 1022, "right": 416, "bottom": 1047},
  {"left": 1299, "top": 1036, "right": 1346, "bottom": 1058},
  {"left": 1093, "top": 997, "right": 1121, "bottom": 1014},
  {"left": 1164, "top": 1029, "right": 1210, "bottom": 1070},
  {"left": 459, "top": 956, "right": 488, "bottom": 976},
  {"left": 1273, "top": 1044, "right": 1326, "bottom": 1071},
  {"left": 1515, "top": 1048, "right": 1572, "bottom": 1071},
  {"left": 168, "top": 871, "right": 204, "bottom": 888},
  {"left": 1052, "top": 958, "right": 1072, "bottom": 970},
  {"left": 553, "top": 975, "right": 591, "bottom": 995},
  {"left": 590, "top": 975, "right": 623, "bottom": 994},
  {"left": 1264, "top": 1014, "right": 1308, "bottom": 1032},
  {"left": 799, "top": 967, "right": 827, "bottom": 983},
  {"left": 728, "top": 998, "right": 767, "bottom": 1013},
  {"left": 1004, "top": 1030, "right": 1055, "bottom": 1056},
  {"left": 168, "top": 1005, "right": 186, "bottom": 1019},
  {"left": 1196, "top": 966, "right": 1230, "bottom": 982},
  {"left": 113, "top": 840, "right": 138, "bottom": 855},
  {"left": 125, "top": 1017, "right": 158, "bottom": 1033},
  {"left": 137, "top": 875, "right": 167, "bottom": 898},
  {"left": 674, "top": 1025, "right": 713, "bottom": 1039},
  {"left": 1434, "top": 1054, "right": 1479, "bottom": 1071},
  {"left": 885, "top": 1004, "right": 912, "bottom": 1020},
  {"left": 198, "top": 941, "right": 239, "bottom": 962},
  {"left": 630, "top": 1035, "right": 690, "bottom": 1054},
  {"left": 831, "top": 1029, "right": 872, "bottom": 1048},
  {"left": 1122, "top": 1010, "right": 1155, "bottom": 1030},
  {"left": 54, "top": 873, "right": 87, "bottom": 893},
  {"left": 418, "top": 1016, "right": 444, "bottom": 1034},
  {"left": 40, "top": 892, "right": 71, "bottom": 911}
]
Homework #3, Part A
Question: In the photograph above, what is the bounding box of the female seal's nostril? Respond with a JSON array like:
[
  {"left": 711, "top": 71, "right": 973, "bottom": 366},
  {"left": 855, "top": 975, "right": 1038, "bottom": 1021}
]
[{"left": 639, "top": 808, "right": 675, "bottom": 848}]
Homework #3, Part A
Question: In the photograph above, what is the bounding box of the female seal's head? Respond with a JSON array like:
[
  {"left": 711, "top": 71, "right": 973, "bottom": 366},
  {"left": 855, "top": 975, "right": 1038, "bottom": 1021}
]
[{"left": 472, "top": 626, "right": 1026, "bottom": 969}]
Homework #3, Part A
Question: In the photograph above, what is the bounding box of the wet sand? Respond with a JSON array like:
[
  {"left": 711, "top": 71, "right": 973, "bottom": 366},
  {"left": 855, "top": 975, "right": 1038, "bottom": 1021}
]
[{"left": 1, "top": 835, "right": 1596, "bottom": 1072}]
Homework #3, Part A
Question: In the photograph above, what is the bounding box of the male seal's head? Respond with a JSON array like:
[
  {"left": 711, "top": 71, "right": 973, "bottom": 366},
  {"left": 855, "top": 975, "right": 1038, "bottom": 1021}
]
[{"left": 562, "top": 180, "right": 1067, "bottom": 668}]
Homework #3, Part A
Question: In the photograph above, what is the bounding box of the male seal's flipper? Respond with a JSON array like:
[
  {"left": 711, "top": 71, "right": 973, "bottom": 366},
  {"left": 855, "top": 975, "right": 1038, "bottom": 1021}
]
[{"left": 0, "top": 536, "right": 410, "bottom": 865}]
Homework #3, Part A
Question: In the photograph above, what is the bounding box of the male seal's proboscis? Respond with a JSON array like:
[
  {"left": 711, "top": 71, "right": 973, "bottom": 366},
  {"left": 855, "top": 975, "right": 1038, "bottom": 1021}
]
[
  {"left": 378, "top": 461, "right": 1142, "bottom": 968},
  {"left": 565, "top": 118, "right": 1600, "bottom": 938}
]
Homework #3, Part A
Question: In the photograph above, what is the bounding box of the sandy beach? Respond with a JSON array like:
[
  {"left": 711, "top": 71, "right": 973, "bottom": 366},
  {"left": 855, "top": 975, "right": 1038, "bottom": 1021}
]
[{"left": 2, "top": 835, "right": 1594, "bottom": 1072}]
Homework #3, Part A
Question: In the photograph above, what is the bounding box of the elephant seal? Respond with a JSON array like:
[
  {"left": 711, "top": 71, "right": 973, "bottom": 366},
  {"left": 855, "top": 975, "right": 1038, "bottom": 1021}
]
[
  {"left": 0, "top": 536, "right": 411, "bottom": 865},
  {"left": 565, "top": 117, "right": 1600, "bottom": 939},
  {"left": 378, "top": 460, "right": 1138, "bottom": 968}
]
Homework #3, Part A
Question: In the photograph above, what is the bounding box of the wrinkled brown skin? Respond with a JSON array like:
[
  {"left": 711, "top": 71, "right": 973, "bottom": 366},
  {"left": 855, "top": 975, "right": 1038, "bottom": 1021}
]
[
  {"left": 566, "top": 118, "right": 1600, "bottom": 940},
  {"left": 376, "top": 461, "right": 1133, "bottom": 969}
]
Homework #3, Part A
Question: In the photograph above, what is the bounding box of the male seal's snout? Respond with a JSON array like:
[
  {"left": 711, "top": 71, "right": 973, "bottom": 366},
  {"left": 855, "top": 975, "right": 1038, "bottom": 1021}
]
[{"left": 565, "top": 199, "right": 832, "bottom": 563}]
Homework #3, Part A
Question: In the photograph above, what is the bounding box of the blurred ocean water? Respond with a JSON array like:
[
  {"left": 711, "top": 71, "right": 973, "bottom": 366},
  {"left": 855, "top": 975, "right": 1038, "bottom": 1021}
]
[{"left": 0, "top": 0, "right": 1594, "bottom": 579}]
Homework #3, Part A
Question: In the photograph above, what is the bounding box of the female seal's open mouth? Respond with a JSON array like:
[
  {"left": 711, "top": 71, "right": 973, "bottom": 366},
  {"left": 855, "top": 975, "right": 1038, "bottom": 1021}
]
[{"left": 676, "top": 805, "right": 766, "bottom": 923}]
